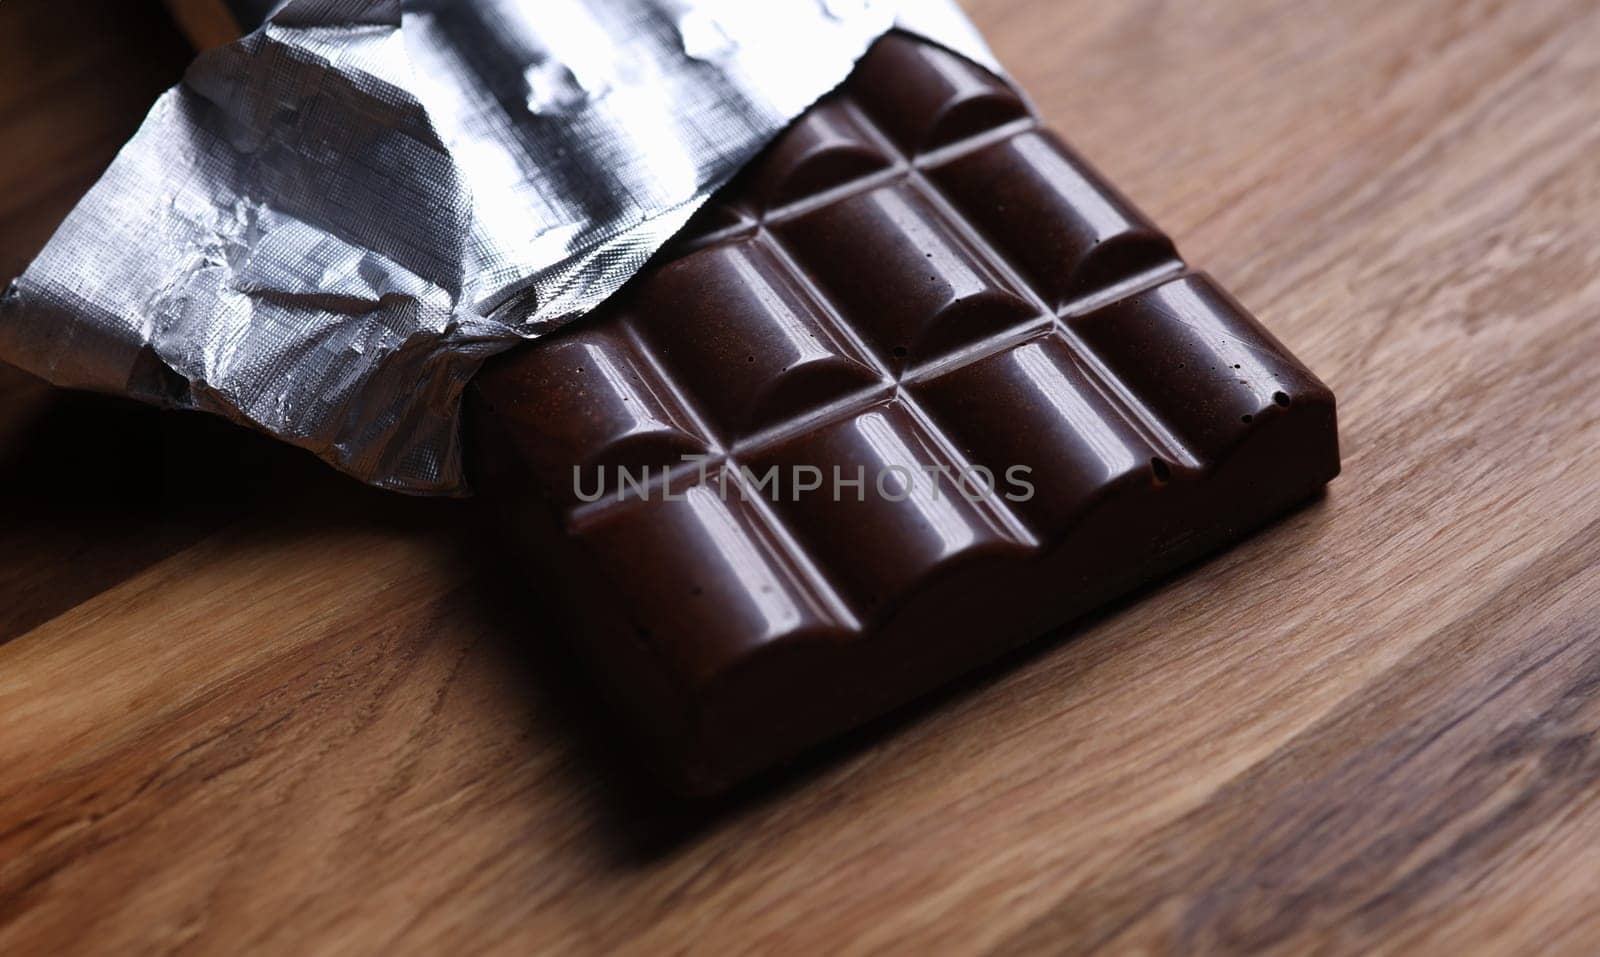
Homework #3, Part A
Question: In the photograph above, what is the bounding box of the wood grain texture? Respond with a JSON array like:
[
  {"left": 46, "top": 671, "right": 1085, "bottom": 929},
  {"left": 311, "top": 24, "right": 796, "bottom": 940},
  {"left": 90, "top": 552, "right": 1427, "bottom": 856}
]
[{"left": 3, "top": 0, "right": 1599, "bottom": 953}]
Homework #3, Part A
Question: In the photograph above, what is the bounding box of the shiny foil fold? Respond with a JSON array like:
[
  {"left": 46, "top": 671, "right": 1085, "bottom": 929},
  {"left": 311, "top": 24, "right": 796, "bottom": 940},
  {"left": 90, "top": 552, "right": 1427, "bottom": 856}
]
[{"left": 0, "top": 0, "right": 996, "bottom": 494}]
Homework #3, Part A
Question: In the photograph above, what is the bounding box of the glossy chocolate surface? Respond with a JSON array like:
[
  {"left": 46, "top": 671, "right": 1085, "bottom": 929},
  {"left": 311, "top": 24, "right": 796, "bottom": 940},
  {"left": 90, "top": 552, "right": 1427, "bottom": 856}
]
[{"left": 469, "top": 34, "right": 1340, "bottom": 793}]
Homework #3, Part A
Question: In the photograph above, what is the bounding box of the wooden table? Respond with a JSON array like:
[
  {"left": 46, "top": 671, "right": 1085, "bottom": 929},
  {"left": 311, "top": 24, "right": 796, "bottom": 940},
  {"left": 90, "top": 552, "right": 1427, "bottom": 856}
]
[{"left": 4, "top": 0, "right": 1599, "bottom": 952}]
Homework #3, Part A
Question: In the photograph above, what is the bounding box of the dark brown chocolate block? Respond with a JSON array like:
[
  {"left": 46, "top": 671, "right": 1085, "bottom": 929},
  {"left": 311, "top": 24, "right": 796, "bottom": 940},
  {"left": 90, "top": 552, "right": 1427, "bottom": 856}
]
[{"left": 468, "top": 34, "right": 1340, "bottom": 793}]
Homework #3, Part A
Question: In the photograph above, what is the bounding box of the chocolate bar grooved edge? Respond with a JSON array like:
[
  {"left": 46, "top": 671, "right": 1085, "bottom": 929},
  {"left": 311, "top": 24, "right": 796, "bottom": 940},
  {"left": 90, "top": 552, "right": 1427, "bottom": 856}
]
[{"left": 468, "top": 34, "right": 1341, "bottom": 793}]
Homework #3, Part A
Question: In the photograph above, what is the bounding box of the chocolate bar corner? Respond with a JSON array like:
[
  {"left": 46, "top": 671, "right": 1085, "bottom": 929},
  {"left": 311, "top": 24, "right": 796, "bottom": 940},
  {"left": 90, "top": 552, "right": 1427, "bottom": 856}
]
[{"left": 468, "top": 34, "right": 1340, "bottom": 793}]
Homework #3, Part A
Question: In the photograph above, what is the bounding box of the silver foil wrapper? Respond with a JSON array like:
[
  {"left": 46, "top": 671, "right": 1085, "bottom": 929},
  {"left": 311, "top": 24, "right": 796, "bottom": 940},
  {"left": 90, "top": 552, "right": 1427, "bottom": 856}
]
[{"left": 0, "top": 0, "right": 996, "bottom": 494}]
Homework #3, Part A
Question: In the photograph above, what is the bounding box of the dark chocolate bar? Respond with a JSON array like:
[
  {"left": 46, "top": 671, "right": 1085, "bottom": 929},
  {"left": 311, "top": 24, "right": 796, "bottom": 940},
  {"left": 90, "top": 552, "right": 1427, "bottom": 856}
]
[{"left": 469, "top": 34, "right": 1340, "bottom": 793}]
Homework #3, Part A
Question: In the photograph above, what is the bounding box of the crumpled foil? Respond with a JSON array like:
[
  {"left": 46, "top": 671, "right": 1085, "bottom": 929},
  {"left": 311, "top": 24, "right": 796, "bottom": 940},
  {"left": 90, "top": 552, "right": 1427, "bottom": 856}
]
[{"left": 0, "top": 0, "right": 997, "bottom": 494}]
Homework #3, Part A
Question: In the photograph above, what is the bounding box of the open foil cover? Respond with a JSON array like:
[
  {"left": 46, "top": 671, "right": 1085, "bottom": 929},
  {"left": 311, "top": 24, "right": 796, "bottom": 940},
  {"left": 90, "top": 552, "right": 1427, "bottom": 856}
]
[{"left": 0, "top": 0, "right": 997, "bottom": 494}]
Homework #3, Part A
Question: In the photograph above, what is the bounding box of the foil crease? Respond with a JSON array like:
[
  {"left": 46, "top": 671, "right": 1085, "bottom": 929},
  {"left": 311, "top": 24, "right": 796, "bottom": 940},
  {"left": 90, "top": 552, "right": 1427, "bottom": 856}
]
[{"left": 0, "top": 0, "right": 996, "bottom": 494}]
